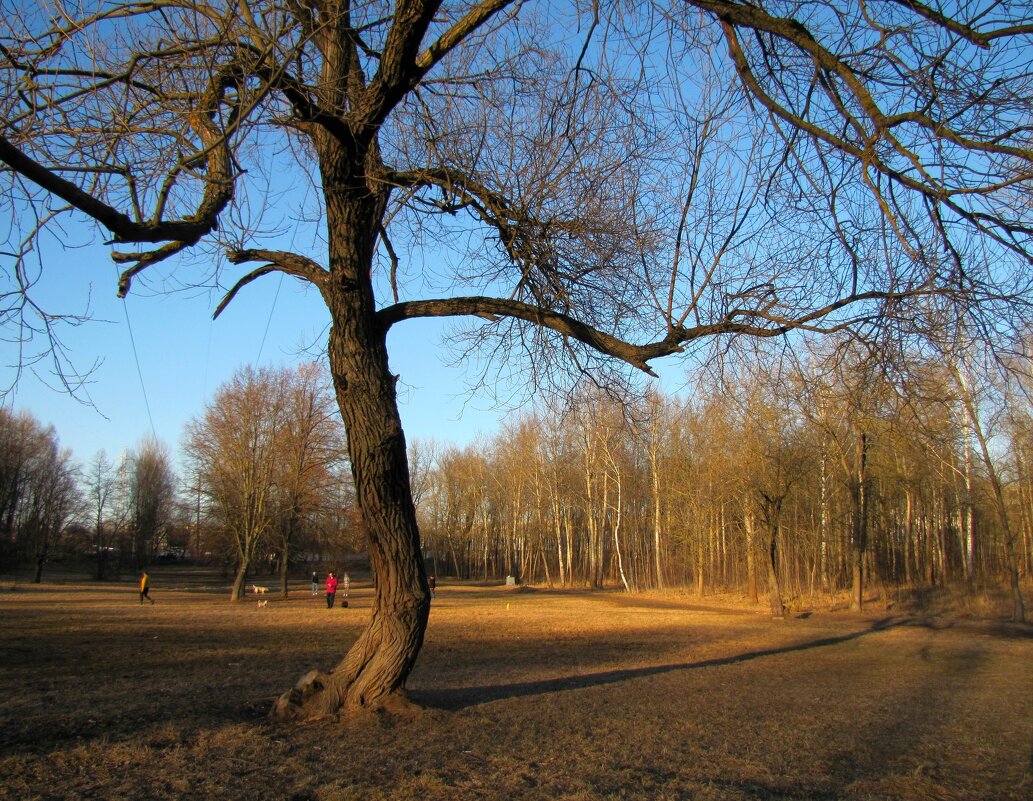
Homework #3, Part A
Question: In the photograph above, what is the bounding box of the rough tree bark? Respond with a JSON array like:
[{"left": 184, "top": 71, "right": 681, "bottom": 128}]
[{"left": 272, "top": 139, "right": 430, "bottom": 718}]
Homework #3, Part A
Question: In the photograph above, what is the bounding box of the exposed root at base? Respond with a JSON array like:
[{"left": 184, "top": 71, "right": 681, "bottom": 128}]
[
  {"left": 270, "top": 668, "right": 424, "bottom": 723},
  {"left": 270, "top": 669, "right": 341, "bottom": 721}
]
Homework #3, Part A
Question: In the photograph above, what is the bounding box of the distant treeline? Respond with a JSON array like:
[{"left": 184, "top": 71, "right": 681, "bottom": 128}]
[
  {"left": 0, "top": 407, "right": 178, "bottom": 581},
  {"left": 5, "top": 348, "right": 1033, "bottom": 618},
  {"left": 413, "top": 350, "right": 1032, "bottom": 617},
  {"left": 0, "top": 363, "right": 358, "bottom": 588}
]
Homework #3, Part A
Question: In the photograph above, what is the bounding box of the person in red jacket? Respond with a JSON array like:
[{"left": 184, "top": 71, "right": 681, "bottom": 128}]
[{"left": 325, "top": 571, "right": 338, "bottom": 609}]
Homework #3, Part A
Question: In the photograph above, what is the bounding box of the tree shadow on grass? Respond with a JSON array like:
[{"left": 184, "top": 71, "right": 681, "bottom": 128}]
[
  {"left": 908, "top": 615, "right": 1033, "bottom": 640},
  {"left": 414, "top": 616, "right": 907, "bottom": 711}
]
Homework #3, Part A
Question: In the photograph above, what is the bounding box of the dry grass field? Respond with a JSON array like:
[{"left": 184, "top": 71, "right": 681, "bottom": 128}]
[{"left": 1, "top": 569, "right": 1031, "bottom": 801}]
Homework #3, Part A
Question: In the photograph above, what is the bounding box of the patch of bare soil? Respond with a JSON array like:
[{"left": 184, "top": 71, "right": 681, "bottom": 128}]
[{"left": 1, "top": 571, "right": 1031, "bottom": 800}]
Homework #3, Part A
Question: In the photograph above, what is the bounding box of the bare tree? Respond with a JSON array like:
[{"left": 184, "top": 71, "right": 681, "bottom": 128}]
[
  {"left": 270, "top": 363, "right": 348, "bottom": 598},
  {"left": 7, "top": 419, "right": 78, "bottom": 582},
  {"left": 731, "top": 363, "right": 811, "bottom": 618},
  {"left": 126, "top": 439, "right": 177, "bottom": 567},
  {"left": 3, "top": 1, "right": 1033, "bottom": 718},
  {"left": 946, "top": 360, "right": 1026, "bottom": 622},
  {"left": 84, "top": 449, "right": 116, "bottom": 580},
  {"left": 641, "top": 389, "right": 672, "bottom": 591},
  {"left": 0, "top": 408, "right": 36, "bottom": 564},
  {"left": 186, "top": 366, "right": 286, "bottom": 601},
  {"left": 22, "top": 443, "right": 80, "bottom": 584},
  {"left": 795, "top": 345, "right": 894, "bottom": 612},
  {"left": 185, "top": 363, "right": 348, "bottom": 600},
  {"left": 0, "top": 408, "right": 80, "bottom": 580}
]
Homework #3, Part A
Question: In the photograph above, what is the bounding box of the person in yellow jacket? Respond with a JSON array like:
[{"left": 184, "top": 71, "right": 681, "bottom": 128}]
[{"left": 139, "top": 571, "right": 155, "bottom": 604}]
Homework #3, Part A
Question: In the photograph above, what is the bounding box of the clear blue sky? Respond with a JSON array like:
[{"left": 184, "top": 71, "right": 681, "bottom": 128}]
[
  {"left": 3, "top": 226, "right": 690, "bottom": 473},
  {"left": 2, "top": 232, "right": 517, "bottom": 470},
  {"left": 3, "top": 165, "right": 702, "bottom": 479}
]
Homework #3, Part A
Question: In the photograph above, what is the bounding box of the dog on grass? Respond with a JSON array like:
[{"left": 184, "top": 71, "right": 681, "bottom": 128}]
[
  {"left": 257, "top": 600, "right": 268, "bottom": 608},
  {"left": 251, "top": 584, "right": 269, "bottom": 594}
]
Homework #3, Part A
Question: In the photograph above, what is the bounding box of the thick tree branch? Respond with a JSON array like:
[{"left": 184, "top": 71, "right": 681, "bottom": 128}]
[
  {"left": 358, "top": 0, "right": 444, "bottom": 130},
  {"left": 215, "top": 249, "right": 329, "bottom": 318},
  {"left": 378, "top": 296, "right": 675, "bottom": 375},
  {"left": 885, "top": 0, "right": 1033, "bottom": 45},
  {"left": 114, "top": 242, "right": 194, "bottom": 297},
  {"left": 378, "top": 287, "right": 960, "bottom": 376},
  {"left": 358, "top": 0, "right": 518, "bottom": 132},
  {"left": 414, "top": 0, "right": 518, "bottom": 72},
  {"left": 226, "top": 248, "right": 328, "bottom": 284},
  {"left": 0, "top": 134, "right": 215, "bottom": 245},
  {"left": 213, "top": 266, "right": 278, "bottom": 320}
]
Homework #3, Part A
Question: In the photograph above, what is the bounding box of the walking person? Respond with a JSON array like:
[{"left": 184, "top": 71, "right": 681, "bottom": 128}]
[
  {"left": 311, "top": 571, "right": 319, "bottom": 597},
  {"left": 139, "top": 570, "right": 155, "bottom": 604},
  {"left": 325, "top": 571, "right": 338, "bottom": 609},
  {"left": 342, "top": 572, "right": 350, "bottom": 604}
]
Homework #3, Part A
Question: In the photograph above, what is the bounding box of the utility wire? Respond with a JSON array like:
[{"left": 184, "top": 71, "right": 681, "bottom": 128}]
[
  {"left": 256, "top": 264, "right": 285, "bottom": 365},
  {"left": 202, "top": 296, "right": 214, "bottom": 400},
  {"left": 120, "top": 296, "right": 157, "bottom": 440}
]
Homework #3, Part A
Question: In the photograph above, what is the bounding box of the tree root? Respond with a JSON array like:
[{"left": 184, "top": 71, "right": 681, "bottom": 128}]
[
  {"left": 270, "top": 668, "right": 424, "bottom": 722},
  {"left": 270, "top": 669, "right": 343, "bottom": 722}
]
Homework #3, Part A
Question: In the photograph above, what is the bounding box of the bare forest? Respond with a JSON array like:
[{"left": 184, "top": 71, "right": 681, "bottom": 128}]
[
  {"left": 4, "top": 344, "right": 1032, "bottom": 625},
  {"left": 0, "top": 364, "right": 359, "bottom": 588},
  {"left": 414, "top": 349, "right": 1033, "bottom": 620}
]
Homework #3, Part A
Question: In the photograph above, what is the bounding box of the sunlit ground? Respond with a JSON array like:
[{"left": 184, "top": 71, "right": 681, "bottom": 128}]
[{"left": 1, "top": 568, "right": 1031, "bottom": 800}]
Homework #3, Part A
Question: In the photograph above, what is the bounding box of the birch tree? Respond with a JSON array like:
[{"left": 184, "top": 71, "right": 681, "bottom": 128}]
[{"left": 948, "top": 361, "right": 1026, "bottom": 622}]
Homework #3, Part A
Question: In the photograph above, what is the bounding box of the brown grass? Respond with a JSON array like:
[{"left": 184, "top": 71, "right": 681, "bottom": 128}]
[{"left": 1, "top": 568, "right": 1031, "bottom": 801}]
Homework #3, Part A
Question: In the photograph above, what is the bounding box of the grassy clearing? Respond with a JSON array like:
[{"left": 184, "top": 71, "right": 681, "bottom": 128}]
[{"left": 1, "top": 569, "right": 1031, "bottom": 801}]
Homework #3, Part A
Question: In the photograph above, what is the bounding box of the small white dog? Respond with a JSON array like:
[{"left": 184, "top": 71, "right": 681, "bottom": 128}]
[
  {"left": 257, "top": 600, "right": 268, "bottom": 608},
  {"left": 251, "top": 584, "right": 269, "bottom": 594}
]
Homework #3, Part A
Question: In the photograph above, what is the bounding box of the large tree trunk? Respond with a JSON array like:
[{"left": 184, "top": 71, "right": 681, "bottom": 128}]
[{"left": 272, "top": 150, "right": 430, "bottom": 719}]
